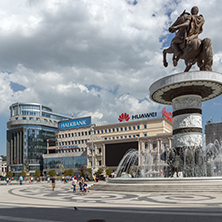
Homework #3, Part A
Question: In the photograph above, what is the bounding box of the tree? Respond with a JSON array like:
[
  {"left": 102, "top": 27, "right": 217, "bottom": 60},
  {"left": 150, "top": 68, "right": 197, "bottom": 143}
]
[
  {"left": 96, "top": 168, "right": 103, "bottom": 176},
  {"left": 20, "top": 170, "right": 26, "bottom": 177},
  {"left": 64, "top": 170, "right": 69, "bottom": 177},
  {"left": 106, "top": 168, "right": 112, "bottom": 177},
  {"left": 35, "top": 169, "right": 41, "bottom": 177},
  {"left": 68, "top": 168, "right": 74, "bottom": 176},
  {"left": 87, "top": 168, "right": 92, "bottom": 175},
  {"left": 7, "top": 171, "right": 13, "bottom": 178},
  {"left": 48, "top": 169, "right": 56, "bottom": 177}
]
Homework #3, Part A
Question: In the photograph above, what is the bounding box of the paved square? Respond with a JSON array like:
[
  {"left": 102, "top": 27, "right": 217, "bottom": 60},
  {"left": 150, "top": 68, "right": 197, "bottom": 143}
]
[{"left": 0, "top": 181, "right": 222, "bottom": 221}]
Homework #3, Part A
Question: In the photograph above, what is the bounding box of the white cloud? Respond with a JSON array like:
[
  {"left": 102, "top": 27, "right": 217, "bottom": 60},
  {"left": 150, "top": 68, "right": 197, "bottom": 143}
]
[{"left": 0, "top": 0, "right": 221, "bottom": 127}]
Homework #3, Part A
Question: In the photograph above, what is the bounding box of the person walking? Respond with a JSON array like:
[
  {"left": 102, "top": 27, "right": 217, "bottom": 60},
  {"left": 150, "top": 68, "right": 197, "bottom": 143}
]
[
  {"left": 50, "top": 176, "right": 56, "bottom": 191},
  {"left": 19, "top": 175, "right": 23, "bottom": 185},
  {"left": 72, "top": 176, "right": 77, "bottom": 193}
]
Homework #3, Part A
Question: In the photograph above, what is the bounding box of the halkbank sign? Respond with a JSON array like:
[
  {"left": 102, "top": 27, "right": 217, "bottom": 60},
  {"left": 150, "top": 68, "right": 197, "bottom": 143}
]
[{"left": 58, "top": 116, "right": 91, "bottom": 130}]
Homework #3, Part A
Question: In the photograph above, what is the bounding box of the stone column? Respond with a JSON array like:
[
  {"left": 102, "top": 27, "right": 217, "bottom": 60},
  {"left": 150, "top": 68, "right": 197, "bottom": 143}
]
[
  {"left": 172, "top": 95, "right": 202, "bottom": 148},
  {"left": 102, "top": 143, "right": 105, "bottom": 167},
  {"left": 94, "top": 144, "right": 97, "bottom": 168},
  {"left": 168, "top": 137, "right": 172, "bottom": 149}
]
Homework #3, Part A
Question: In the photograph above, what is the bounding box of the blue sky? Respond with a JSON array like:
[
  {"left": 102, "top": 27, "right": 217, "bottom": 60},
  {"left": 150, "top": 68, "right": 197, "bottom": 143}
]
[{"left": 0, "top": 0, "right": 222, "bottom": 155}]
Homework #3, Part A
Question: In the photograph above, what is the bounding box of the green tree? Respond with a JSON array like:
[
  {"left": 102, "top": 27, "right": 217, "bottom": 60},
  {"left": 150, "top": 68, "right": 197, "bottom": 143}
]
[
  {"left": 106, "top": 168, "right": 112, "bottom": 177},
  {"left": 7, "top": 171, "right": 13, "bottom": 178},
  {"left": 64, "top": 170, "right": 69, "bottom": 177},
  {"left": 35, "top": 169, "right": 41, "bottom": 177},
  {"left": 48, "top": 169, "right": 56, "bottom": 177},
  {"left": 20, "top": 170, "right": 26, "bottom": 177},
  {"left": 87, "top": 168, "right": 92, "bottom": 175},
  {"left": 96, "top": 168, "right": 103, "bottom": 176},
  {"left": 68, "top": 168, "right": 74, "bottom": 176}
]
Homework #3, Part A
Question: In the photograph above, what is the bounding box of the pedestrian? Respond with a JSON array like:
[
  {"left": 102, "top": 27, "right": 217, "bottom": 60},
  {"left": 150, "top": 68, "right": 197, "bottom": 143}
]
[
  {"left": 50, "top": 176, "right": 56, "bottom": 191},
  {"left": 83, "top": 183, "right": 88, "bottom": 192},
  {"left": 6, "top": 177, "right": 10, "bottom": 185},
  {"left": 78, "top": 177, "right": 83, "bottom": 191},
  {"left": 72, "top": 177, "right": 77, "bottom": 192},
  {"left": 93, "top": 174, "right": 97, "bottom": 183},
  {"left": 19, "top": 175, "right": 23, "bottom": 185}
]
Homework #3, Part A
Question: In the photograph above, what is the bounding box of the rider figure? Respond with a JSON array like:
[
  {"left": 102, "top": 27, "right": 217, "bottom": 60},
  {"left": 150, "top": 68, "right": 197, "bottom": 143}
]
[{"left": 170, "top": 6, "right": 205, "bottom": 66}]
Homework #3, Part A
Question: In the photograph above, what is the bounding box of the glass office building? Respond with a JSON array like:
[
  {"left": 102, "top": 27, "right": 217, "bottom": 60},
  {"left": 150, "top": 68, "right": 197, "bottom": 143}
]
[{"left": 7, "top": 103, "right": 72, "bottom": 175}]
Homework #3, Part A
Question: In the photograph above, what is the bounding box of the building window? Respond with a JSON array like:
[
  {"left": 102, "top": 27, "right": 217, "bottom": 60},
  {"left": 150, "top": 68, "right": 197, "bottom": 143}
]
[
  {"left": 113, "top": 137, "right": 115, "bottom": 140},
  {"left": 105, "top": 129, "right": 107, "bottom": 133},
  {"left": 144, "top": 125, "right": 147, "bottom": 129},
  {"left": 113, "top": 128, "right": 115, "bottom": 132},
  {"left": 116, "top": 128, "right": 119, "bottom": 132},
  {"left": 144, "top": 133, "right": 147, "bottom": 137},
  {"left": 82, "top": 132, "right": 84, "bottom": 136},
  {"left": 121, "top": 127, "right": 123, "bottom": 131},
  {"left": 85, "top": 132, "right": 87, "bottom": 136},
  {"left": 133, "top": 135, "right": 136, "bottom": 138},
  {"left": 97, "top": 130, "right": 100, "bottom": 134},
  {"left": 109, "top": 129, "right": 111, "bottom": 133},
  {"left": 125, "top": 127, "right": 127, "bottom": 131},
  {"left": 133, "top": 126, "right": 136, "bottom": 130},
  {"left": 137, "top": 125, "right": 140, "bottom": 129},
  {"left": 129, "top": 135, "right": 131, "bottom": 138},
  {"left": 99, "top": 160, "right": 102, "bottom": 166},
  {"left": 129, "top": 126, "right": 131, "bottom": 130}
]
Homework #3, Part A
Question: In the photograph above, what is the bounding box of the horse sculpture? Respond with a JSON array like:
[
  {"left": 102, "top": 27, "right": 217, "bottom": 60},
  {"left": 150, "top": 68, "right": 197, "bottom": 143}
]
[{"left": 163, "top": 9, "right": 213, "bottom": 72}]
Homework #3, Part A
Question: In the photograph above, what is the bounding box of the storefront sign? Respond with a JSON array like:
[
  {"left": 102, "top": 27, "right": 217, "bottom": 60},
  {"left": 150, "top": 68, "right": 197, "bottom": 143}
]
[
  {"left": 118, "top": 111, "right": 158, "bottom": 122},
  {"left": 162, "top": 107, "right": 173, "bottom": 123},
  {"left": 132, "top": 112, "right": 157, "bottom": 120},
  {"left": 118, "top": 113, "right": 130, "bottom": 122},
  {"left": 58, "top": 116, "right": 91, "bottom": 130}
]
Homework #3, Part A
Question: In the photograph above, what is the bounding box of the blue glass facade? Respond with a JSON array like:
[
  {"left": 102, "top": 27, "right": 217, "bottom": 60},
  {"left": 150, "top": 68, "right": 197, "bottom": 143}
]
[{"left": 44, "top": 156, "right": 86, "bottom": 170}]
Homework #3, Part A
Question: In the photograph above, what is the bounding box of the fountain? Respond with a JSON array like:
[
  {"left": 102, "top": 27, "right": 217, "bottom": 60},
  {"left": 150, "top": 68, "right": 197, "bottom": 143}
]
[{"left": 89, "top": 6, "right": 222, "bottom": 192}]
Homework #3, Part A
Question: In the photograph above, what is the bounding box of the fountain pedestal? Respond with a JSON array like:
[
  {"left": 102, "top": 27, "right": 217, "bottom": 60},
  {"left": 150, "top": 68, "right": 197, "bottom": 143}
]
[{"left": 149, "top": 71, "right": 222, "bottom": 148}]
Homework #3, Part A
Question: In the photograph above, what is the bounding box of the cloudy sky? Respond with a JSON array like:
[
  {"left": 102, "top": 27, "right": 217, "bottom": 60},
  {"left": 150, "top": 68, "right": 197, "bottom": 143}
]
[{"left": 1, "top": 0, "right": 222, "bottom": 155}]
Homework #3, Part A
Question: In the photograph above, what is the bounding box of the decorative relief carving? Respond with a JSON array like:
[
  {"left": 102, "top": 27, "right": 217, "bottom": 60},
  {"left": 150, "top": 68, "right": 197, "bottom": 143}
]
[
  {"left": 173, "top": 133, "right": 202, "bottom": 147},
  {"left": 172, "top": 95, "right": 202, "bottom": 111},
  {"left": 173, "top": 114, "right": 202, "bottom": 129}
]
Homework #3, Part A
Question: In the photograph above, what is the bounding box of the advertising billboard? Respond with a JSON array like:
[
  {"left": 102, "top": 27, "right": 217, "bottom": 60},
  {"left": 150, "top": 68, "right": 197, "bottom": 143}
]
[{"left": 58, "top": 116, "right": 91, "bottom": 130}]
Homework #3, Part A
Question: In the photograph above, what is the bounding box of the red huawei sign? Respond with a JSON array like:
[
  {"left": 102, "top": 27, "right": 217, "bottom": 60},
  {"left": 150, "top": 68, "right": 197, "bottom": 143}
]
[
  {"left": 162, "top": 107, "right": 173, "bottom": 123},
  {"left": 118, "top": 113, "right": 130, "bottom": 122}
]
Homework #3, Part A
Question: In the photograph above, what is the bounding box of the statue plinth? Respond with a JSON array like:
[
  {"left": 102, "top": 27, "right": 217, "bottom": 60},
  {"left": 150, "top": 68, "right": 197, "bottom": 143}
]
[{"left": 149, "top": 71, "right": 222, "bottom": 148}]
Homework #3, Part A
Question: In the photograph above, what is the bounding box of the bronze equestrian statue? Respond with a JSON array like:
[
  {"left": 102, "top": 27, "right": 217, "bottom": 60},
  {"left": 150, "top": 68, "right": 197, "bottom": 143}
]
[{"left": 163, "top": 6, "right": 213, "bottom": 72}]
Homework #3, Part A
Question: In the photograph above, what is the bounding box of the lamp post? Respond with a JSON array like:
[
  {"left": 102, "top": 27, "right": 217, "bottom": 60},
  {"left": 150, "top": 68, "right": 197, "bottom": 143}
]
[{"left": 91, "top": 124, "right": 95, "bottom": 178}]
